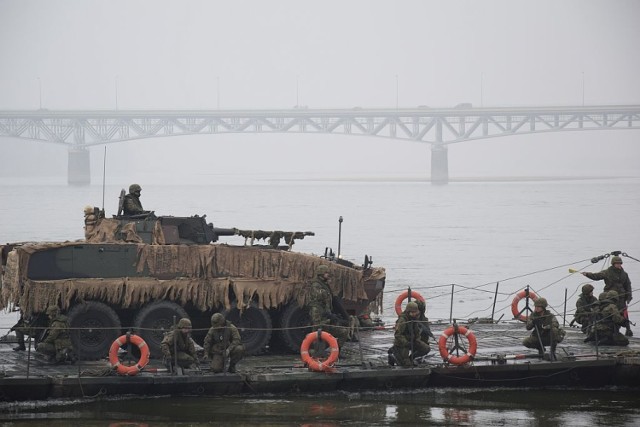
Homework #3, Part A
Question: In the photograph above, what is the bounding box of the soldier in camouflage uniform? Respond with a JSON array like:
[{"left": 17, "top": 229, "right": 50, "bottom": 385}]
[
  {"left": 161, "top": 318, "right": 199, "bottom": 369},
  {"left": 306, "top": 264, "right": 349, "bottom": 348},
  {"left": 388, "top": 301, "right": 430, "bottom": 367},
  {"left": 203, "top": 313, "right": 245, "bottom": 373},
  {"left": 574, "top": 284, "right": 598, "bottom": 334},
  {"left": 122, "top": 184, "right": 150, "bottom": 216},
  {"left": 588, "top": 291, "right": 629, "bottom": 346},
  {"left": 36, "top": 306, "right": 75, "bottom": 363},
  {"left": 522, "top": 298, "right": 565, "bottom": 356},
  {"left": 582, "top": 255, "right": 632, "bottom": 336}
]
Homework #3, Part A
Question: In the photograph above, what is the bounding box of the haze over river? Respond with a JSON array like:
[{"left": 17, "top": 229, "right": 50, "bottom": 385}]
[{"left": 1, "top": 175, "right": 639, "bottom": 425}]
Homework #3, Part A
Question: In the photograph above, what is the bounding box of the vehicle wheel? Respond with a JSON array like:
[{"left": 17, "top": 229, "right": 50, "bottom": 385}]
[
  {"left": 278, "top": 302, "right": 312, "bottom": 353},
  {"left": 133, "top": 300, "right": 188, "bottom": 359},
  {"left": 222, "top": 302, "right": 272, "bottom": 355},
  {"left": 67, "top": 301, "right": 121, "bottom": 361}
]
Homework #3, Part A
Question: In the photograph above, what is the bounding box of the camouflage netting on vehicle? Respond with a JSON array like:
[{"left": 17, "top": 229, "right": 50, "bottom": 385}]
[
  {"left": 85, "top": 218, "right": 165, "bottom": 244},
  {"left": 0, "top": 243, "right": 383, "bottom": 316}
]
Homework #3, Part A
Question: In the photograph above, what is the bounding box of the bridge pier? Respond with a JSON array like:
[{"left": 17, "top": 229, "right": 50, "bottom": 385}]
[
  {"left": 430, "top": 145, "right": 448, "bottom": 184},
  {"left": 67, "top": 148, "right": 90, "bottom": 185}
]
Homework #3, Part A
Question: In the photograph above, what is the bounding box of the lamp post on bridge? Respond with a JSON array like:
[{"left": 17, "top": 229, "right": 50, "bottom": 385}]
[
  {"left": 115, "top": 75, "right": 119, "bottom": 111},
  {"left": 37, "top": 77, "right": 42, "bottom": 110},
  {"left": 395, "top": 74, "right": 399, "bottom": 108},
  {"left": 480, "top": 72, "right": 484, "bottom": 107}
]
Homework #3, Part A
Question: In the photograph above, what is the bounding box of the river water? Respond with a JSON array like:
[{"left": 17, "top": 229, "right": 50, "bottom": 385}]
[{"left": 1, "top": 176, "right": 639, "bottom": 425}]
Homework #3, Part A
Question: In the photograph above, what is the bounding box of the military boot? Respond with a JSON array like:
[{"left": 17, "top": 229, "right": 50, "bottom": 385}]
[
  {"left": 227, "top": 364, "right": 237, "bottom": 373},
  {"left": 625, "top": 328, "right": 633, "bottom": 337},
  {"left": 13, "top": 344, "right": 26, "bottom": 352}
]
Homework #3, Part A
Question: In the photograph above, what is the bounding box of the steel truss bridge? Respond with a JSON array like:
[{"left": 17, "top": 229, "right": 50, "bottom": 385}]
[{"left": 1, "top": 105, "right": 639, "bottom": 184}]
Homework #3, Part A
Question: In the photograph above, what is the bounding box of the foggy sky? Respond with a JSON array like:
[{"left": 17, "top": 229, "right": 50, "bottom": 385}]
[{"left": 1, "top": 0, "right": 639, "bottom": 182}]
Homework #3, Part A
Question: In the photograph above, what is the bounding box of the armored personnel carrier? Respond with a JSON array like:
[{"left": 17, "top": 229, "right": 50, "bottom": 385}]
[{"left": 0, "top": 204, "right": 385, "bottom": 360}]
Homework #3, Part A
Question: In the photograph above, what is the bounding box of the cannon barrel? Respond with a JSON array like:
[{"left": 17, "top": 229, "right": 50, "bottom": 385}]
[{"left": 212, "top": 227, "right": 237, "bottom": 237}]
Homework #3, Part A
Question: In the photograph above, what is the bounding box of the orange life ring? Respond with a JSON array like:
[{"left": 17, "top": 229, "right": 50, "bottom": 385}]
[
  {"left": 438, "top": 325, "right": 477, "bottom": 365},
  {"left": 511, "top": 290, "right": 539, "bottom": 322},
  {"left": 109, "top": 334, "right": 150, "bottom": 376},
  {"left": 300, "top": 331, "right": 340, "bottom": 372},
  {"left": 394, "top": 290, "right": 426, "bottom": 315}
]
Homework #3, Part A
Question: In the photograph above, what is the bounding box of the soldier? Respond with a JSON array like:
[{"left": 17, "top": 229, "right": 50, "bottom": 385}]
[
  {"left": 122, "top": 184, "right": 150, "bottom": 216},
  {"left": 36, "top": 306, "right": 75, "bottom": 363},
  {"left": 581, "top": 255, "right": 633, "bottom": 336},
  {"left": 160, "top": 318, "right": 199, "bottom": 370},
  {"left": 574, "top": 284, "right": 598, "bottom": 334},
  {"left": 306, "top": 264, "right": 349, "bottom": 348},
  {"left": 203, "top": 313, "right": 245, "bottom": 373},
  {"left": 522, "top": 298, "right": 565, "bottom": 358},
  {"left": 388, "top": 301, "right": 430, "bottom": 367},
  {"left": 588, "top": 291, "right": 629, "bottom": 346}
]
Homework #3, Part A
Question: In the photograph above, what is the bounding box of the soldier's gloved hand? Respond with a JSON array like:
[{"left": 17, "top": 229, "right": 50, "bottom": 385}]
[{"left": 627, "top": 296, "right": 633, "bottom": 303}]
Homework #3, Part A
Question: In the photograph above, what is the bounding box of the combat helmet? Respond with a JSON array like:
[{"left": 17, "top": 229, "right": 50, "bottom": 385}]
[
  {"left": 45, "top": 305, "right": 60, "bottom": 317},
  {"left": 316, "top": 264, "right": 329, "bottom": 276},
  {"left": 129, "top": 183, "right": 142, "bottom": 194},
  {"left": 611, "top": 256, "right": 623, "bottom": 265},
  {"left": 598, "top": 292, "right": 609, "bottom": 302},
  {"left": 177, "top": 318, "right": 192, "bottom": 329},
  {"left": 211, "top": 313, "right": 225, "bottom": 326},
  {"left": 581, "top": 284, "right": 594, "bottom": 295},
  {"left": 534, "top": 297, "right": 548, "bottom": 308},
  {"left": 607, "top": 290, "right": 619, "bottom": 303},
  {"left": 406, "top": 301, "right": 419, "bottom": 312}
]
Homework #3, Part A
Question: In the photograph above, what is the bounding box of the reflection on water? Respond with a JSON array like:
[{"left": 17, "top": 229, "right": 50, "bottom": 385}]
[{"left": 1, "top": 389, "right": 639, "bottom": 426}]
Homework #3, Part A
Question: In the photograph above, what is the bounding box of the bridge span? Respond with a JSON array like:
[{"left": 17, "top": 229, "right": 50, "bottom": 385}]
[{"left": 1, "top": 105, "right": 639, "bottom": 184}]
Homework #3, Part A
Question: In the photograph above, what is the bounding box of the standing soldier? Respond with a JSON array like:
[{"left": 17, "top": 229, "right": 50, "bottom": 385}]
[
  {"left": 36, "top": 306, "right": 75, "bottom": 363},
  {"left": 160, "top": 318, "right": 199, "bottom": 370},
  {"left": 203, "top": 313, "right": 245, "bottom": 373},
  {"left": 522, "top": 298, "right": 565, "bottom": 358},
  {"left": 388, "top": 301, "right": 430, "bottom": 367},
  {"left": 573, "top": 284, "right": 598, "bottom": 334},
  {"left": 588, "top": 291, "right": 629, "bottom": 346},
  {"left": 581, "top": 255, "right": 633, "bottom": 336},
  {"left": 306, "top": 264, "right": 349, "bottom": 348}
]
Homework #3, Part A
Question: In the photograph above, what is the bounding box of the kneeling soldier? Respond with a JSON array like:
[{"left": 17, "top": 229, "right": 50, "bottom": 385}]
[{"left": 203, "top": 313, "right": 245, "bottom": 373}]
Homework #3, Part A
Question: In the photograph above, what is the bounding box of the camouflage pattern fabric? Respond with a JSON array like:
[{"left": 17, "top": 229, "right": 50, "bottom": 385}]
[
  {"left": 584, "top": 266, "right": 632, "bottom": 309},
  {"left": 391, "top": 311, "right": 430, "bottom": 367},
  {"left": 203, "top": 321, "right": 245, "bottom": 373},
  {"left": 160, "top": 328, "right": 198, "bottom": 368},
  {"left": 591, "top": 301, "right": 629, "bottom": 346},
  {"left": 36, "top": 314, "right": 74, "bottom": 362},
  {"left": 574, "top": 294, "right": 598, "bottom": 333},
  {"left": 306, "top": 275, "right": 348, "bottom": 346},
  {"left": 123, "top": 193, "right": 145, "bottom": 215},
  {"left": 523, "top": 310, "right": 565, "bottom": 351}
]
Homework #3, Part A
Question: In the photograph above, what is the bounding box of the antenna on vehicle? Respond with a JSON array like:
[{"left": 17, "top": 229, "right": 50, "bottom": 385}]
[
  {"left": 337, "top": 216, "right": 343, "bottom": 258},
  {"left": 102, "top": 146, "right": 107, "bottom": 213}
]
